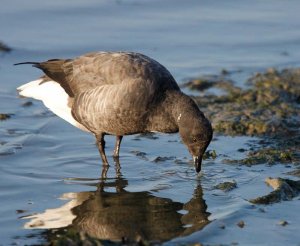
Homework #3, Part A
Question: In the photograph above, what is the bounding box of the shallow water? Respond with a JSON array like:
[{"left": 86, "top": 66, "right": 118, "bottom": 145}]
[{"left": 1, "top": 0, "right": 300, "bottom": 245}]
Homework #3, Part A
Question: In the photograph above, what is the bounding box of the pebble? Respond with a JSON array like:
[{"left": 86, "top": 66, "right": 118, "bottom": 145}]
[
  {"left": 219, "top": 223, "right": 226, "bottom": 229},
  {"left": 0, "top": 113, "right": 11, "bottom": 120},
  {"left": 278, "top": 220, "right": 288, "bottom": 226},
  {"left": 22, "top": 101, "right": 33, "bottom": 107},
  {"left": 16, "top": 209, "right": 27, "bottom": 214},
  {"left": 237, "top": 220, "right": 245, "bottom": 228}
]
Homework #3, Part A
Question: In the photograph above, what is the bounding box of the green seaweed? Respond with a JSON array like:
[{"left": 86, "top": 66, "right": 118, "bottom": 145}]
[
  {"left": 187, "top": 68, "right": 300, "bottom": 166},
  {"left": 203, "top": 150, "right": 217, "bottom": 160},
  {"left": 190, "top": 68, "right": 300, "bottom": 138},
  {"left": 214, "top": 181, "right": 237, "bottom": 192},
  {"left": 223, "top": 148, "right": 295, "bottom": 166},
  {"left": 0, "top": 113, "right": 11, "bottom": 120}
]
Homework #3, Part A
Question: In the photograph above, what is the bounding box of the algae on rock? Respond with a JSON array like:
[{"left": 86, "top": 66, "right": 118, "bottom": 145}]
[
  {"left": 214, "top": 181, "right": 237, "bottom": 192},
  {"left": 188, "top": 68, "right": 300, "bottom": 166},
  {"left": 223, "top": 148, "right": 296, "bottom": 166},
  {"left": 190, "top": 68, "right": 300, "bottom": 138},
  {"left": 0, "top": 113, "right": 11, "bottom": 120}
]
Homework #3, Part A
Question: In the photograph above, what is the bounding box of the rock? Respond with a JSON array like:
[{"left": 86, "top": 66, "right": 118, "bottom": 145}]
[
  {"left": 286, "top": 169, "right": 300, "bottom": 177},
  {"left": 0, "top": 41, "right": 11, "bottom": 53},
  {"left": 219, "top": 223, "right": 226, "bottom": 229},
  {"left": 182, "top": 78, "right": 215, "bottom": 91},
  {"left": 237, "top": 220, "right": 245, "bottom": 228},
  {"left": 16, "top": 209, "right": 27, "bottom": 214},
  {"left": 0, "top": 113, "right": 11, "bottom": 120},
  {"left": 265, "top": 177, "right": 282, "bottom": 190},
  {"left": 152, "top": 156, "right": 174, "bottom": 163},
  {"left": 22, "top": 101, "right": 33, "bottom": 107},
  {"left": 203, "top": 149, "right": 217, "bottom": 160},
  {"left": 174, "top": 159, "right": 186, "bottom": 164},
  {"left": 278, "top": 220, "right": 288, "bottom": 226},
  {"left": 250, "top": 177, "right": 300, "bottom": 205},
  {"left": 186, "top": 68, "right": 300, "bottom": 170},
  {"left": 192, "top": 68, "right": 300, "bottom": 138},
  {"left": 223, "top": 148, "right": 295, "bottom": 166},
  {"left": 221, "top": 69, "right": 229, "bottom": 75},
  {"left": 214, "top": 181, "right": 237, "bottom": 192},
  {"left": 29, "top": 220, "right": 44, "bottom": 227},
  {"left": 130, "top": 150, "right": 148, "bottom": 160}
]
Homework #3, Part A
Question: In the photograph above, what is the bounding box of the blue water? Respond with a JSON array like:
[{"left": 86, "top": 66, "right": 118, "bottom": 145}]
[{"left": 1, "top": 0, "right": 300, "bottom": 245}]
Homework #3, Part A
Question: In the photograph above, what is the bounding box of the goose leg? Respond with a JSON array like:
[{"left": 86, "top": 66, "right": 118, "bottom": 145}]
[
  {"left": 96, "top": 133, "right": 109, "bottom": 166},
  {"left": 113, "top": 135, "right": 123, "bottom": 159},
  {"left": 101, "top": 165, "right": 109, "bottom": 179},
  {"left": 113, "top": 152, "right": 122, "bottom": 178}
]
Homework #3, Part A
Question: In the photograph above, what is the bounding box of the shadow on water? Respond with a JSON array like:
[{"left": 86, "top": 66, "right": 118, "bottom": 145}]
[{"left": 22, "top": 162, "right": 210, "bottom": 243}]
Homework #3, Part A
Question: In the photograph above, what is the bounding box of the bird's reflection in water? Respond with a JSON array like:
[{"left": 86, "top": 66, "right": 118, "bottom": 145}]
[{"left": 24, "top": 164, "right": 210, "bottom": 243}]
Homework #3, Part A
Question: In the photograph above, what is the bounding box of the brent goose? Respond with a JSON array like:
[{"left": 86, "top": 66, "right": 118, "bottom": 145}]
[{"left": 16, "top": 52, "right": 212, "bottom": 172}]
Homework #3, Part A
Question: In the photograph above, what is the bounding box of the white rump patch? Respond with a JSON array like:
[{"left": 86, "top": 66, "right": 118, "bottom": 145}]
[
  {"left": 17, "top": 79, "right": 88, "bottom": 131},
  {"left": 17, "top": 79, "right": 43, "bottom": 95}
]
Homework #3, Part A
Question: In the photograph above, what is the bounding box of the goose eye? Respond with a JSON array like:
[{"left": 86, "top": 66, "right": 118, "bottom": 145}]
[{"left": 192, "top": 137, "right": 197, "bottom": 143}]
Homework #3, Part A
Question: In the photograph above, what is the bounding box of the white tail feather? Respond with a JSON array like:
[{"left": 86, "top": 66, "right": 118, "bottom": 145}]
[
  {"left": 17, "top": 79, "right": 43, "bottom": 98},
  {"left": 18, "top": 79, "right": 88, "bottom": 131}
]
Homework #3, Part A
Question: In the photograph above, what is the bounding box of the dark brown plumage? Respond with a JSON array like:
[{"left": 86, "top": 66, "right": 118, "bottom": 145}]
[{"left": 16, "top": 52, "right": 213, "bottom": 172}]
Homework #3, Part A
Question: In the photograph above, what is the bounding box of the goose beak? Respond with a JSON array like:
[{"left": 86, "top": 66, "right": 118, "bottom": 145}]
[{"left": 193, "top": 156, "right": 202, "bottom": 173}]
